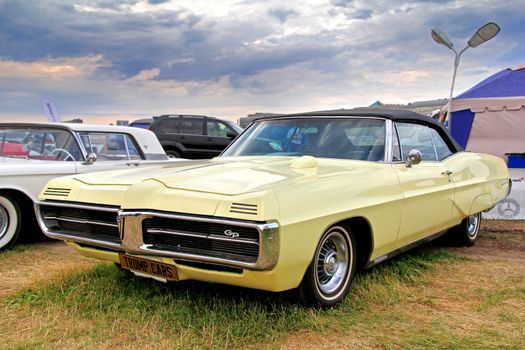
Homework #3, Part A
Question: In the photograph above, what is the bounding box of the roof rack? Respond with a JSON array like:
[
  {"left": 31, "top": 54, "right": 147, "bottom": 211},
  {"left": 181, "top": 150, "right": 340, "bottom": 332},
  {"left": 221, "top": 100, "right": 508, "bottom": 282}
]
[{"left": 153, "top": 114, "right": 214, "bottom": 120}]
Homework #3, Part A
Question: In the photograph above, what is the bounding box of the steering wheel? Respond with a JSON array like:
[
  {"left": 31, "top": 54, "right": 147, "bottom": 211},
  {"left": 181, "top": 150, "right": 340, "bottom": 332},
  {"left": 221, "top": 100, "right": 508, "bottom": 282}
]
[{"left": 49, "top": 148, "right": 76, "bottom": 161}]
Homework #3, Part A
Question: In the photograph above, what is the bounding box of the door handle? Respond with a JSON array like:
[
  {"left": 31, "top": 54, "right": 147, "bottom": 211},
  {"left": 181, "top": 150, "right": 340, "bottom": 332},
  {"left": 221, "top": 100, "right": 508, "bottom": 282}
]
[{"left": 441, "top": 170, "right": 453, "bottom": 176}]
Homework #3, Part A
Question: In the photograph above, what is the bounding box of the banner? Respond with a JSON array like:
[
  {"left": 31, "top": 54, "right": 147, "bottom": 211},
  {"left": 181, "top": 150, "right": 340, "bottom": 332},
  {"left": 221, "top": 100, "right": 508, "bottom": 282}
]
[{"left": 41, "top": 98, "right": 61, "bottom": 123}]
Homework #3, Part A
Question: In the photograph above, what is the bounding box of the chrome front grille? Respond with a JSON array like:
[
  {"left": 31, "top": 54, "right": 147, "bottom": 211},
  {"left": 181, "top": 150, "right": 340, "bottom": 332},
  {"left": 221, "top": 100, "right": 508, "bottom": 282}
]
[
  {"left": 36, "top": 202, "right": 280, "bottom": 270},
  {"left": 142, "top": 217, "right": 260, "bottom": 263},
  {"left": 39, "top": 203, "right": 120, "bottom": 244},
  {"left": 119, "top": 211, "right": 280, "bottom": 270}
]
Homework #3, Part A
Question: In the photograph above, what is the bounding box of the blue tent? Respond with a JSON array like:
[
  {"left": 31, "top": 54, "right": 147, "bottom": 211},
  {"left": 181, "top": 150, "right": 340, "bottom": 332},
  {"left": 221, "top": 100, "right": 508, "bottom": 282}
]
[{"left": 449, "top": 65, "right": 525, "bottom": 164}]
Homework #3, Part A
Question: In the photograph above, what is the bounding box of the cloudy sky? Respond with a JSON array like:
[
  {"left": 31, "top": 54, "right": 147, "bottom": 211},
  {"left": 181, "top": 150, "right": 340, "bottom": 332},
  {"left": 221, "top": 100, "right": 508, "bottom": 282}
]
[{"left": 0, "top": 0, "right": 523, "bottom": 124}]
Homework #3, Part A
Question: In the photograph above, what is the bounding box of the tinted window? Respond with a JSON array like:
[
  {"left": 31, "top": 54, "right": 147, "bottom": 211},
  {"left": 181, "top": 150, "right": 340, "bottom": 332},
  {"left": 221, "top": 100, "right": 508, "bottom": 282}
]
[
  {"left": 397, "top": 123, "right": 437, "bottom": 161},
  {"left": 222, "top": 118, "right": 386, "bottom": 161},
  {"left": 79, "top": 133, "right": 143, "bottom": 160},
  {"left": 179, "top": 120, "right": 204, "bottom": 135},
  {"left": 157, "top": 119, "right": 178, "bottom": 133},
  {"left": 207, "top": 121, "right": 230, "bottom": 137},
  {"left": 429, "top": 128, "right": 453, "bottom": 160}
]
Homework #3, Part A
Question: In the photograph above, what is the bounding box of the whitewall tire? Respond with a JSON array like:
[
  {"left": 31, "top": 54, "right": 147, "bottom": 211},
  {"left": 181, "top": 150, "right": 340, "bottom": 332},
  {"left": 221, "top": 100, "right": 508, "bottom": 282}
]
[
  {"left": 298, "top": 225, "right": 357, "bottom": 307},
  {"left": 0, "top": 195, "right": 21, "bottom": 251}
]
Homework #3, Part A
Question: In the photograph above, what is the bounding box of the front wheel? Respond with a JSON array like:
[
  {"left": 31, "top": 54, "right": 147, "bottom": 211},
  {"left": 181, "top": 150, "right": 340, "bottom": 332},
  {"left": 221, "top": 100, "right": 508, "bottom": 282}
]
[
  {"left": 0, "top": 195, "right": 21, "bottom": 251},
  {"left": 298, "top": 225, "right": 357, "bottom": 307}
]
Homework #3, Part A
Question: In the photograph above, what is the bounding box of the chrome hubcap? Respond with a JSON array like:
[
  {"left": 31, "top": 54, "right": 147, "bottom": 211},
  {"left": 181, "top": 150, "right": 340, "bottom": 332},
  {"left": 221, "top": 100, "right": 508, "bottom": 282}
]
[
  {"left": 467, "top": 214, "right": 480, "bottom": 238},
  {"left": 0, "top": 205, "right": 9, "bottom": 239},
  {"left": 315, "top": 230, "right": 350, "bottom": 295}
]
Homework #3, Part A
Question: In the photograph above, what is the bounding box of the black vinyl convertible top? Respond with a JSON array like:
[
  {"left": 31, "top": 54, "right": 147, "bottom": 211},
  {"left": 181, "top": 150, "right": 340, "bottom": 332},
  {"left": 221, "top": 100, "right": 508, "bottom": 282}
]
[{"left": 253, "top": 108, "right": 463, "bottom": 153}]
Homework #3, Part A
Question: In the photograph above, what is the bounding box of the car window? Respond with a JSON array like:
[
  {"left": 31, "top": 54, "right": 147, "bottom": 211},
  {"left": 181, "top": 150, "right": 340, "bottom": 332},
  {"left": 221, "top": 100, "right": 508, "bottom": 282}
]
[
  {"left": 157, "top": 119, "right": 178, "bottom": 133},
  {"left": 0, "top": 128, "right": 82, "bottom": 161},
  {"left": 178, "top": 120, "right": 204, "bottom": 135},
  {"left": 222, "top": 118, "right": 386, "bottom": 161},
  {"left": 79, "top": 133, "right": 143, "bottom": 161},
  {"left": 207, "top": 121, "right": 230, "bottom": 137},
  {"left": 429, "top": 128, "right": 453, "bottom": 160},
  {"left": 396, "top": 123, "right": 437, "bottom": 162}
]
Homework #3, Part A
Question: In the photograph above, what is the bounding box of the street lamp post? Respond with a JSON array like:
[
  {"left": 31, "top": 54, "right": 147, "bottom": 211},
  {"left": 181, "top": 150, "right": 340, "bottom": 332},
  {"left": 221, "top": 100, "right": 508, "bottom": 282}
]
[{"left": 431, "top": 22, "right": 501, "bottom": 124}]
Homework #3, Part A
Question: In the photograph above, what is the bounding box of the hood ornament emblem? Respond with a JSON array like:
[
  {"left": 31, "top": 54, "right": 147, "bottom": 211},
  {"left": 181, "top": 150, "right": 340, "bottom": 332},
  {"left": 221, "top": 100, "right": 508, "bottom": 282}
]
[{"left": 224, "top": 229, "right": 240, "bottom": 239}]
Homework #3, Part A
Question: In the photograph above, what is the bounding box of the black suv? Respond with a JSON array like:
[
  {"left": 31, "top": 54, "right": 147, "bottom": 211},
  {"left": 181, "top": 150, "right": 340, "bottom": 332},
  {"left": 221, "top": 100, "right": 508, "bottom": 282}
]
[{"left": 149, "top": 115, "right": 243, "bottom": 159}]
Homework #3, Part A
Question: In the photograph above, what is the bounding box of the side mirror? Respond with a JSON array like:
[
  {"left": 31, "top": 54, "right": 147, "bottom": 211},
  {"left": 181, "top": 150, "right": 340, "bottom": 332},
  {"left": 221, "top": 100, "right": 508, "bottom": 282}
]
[
  {"left": 406, "top": 149, "right": 422, "bottom": 168},
  {"left": 82, "top": 153, "right": 97, "bottom": 165},
  {"left": 226, "top": 132, "right": 237, "bottom": 139}
]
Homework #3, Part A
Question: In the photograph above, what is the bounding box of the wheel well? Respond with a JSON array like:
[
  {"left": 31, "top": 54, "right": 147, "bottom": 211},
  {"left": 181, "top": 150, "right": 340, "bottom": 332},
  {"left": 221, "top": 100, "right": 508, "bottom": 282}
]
[
  {"left": 0, "top": 189, "right": 41, "bottom": 242},
  {"left": 0, "top": 189, "right": 33, "bottom": 212},
  {"left": 162, "top": 145, "right": 183, "bottom": 155},
  {"left": 340, "top": 217, "right": 373, "bottom": 270}
]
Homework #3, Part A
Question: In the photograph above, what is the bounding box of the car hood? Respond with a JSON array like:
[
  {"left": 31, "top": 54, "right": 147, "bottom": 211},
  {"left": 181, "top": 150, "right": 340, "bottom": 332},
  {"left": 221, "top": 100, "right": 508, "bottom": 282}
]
[{"left": 74, "top": 156, "right": 357, "bottom": 196}]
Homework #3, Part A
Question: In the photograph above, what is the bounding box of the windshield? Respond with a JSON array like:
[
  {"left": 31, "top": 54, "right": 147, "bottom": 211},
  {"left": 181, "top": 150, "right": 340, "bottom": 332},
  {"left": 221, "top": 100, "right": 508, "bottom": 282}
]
[
  {"left": 222, "top": 117, "right": 386, "bottom": 161},
  {"left": 0, "top": 127, "right": 82, "bottom": 161}
]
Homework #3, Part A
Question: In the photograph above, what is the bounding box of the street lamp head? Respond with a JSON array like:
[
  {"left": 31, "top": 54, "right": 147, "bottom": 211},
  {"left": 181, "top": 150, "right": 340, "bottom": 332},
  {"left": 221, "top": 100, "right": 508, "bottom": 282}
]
[
  {"left": 468, "top": 21, "right": 501, "bottom": 47},
  {"left": 431, "top": 28, "right": 454, "bottom": 49}
]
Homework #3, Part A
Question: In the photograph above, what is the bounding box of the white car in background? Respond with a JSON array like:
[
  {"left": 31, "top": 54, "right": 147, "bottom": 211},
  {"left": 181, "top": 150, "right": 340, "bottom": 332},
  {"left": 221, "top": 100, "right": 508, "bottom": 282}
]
[{"left": 0, "top": 122, "right": 174, "bottom": 250}]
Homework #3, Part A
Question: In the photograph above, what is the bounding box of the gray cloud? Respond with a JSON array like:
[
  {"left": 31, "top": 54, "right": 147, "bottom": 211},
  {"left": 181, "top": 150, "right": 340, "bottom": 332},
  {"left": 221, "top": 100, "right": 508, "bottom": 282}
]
[
  {"left": 0, "top": 0, "right": 523, "bottom": 123},
  {"left": 268, "top": 8, "right": 297, "bottom": 23}
]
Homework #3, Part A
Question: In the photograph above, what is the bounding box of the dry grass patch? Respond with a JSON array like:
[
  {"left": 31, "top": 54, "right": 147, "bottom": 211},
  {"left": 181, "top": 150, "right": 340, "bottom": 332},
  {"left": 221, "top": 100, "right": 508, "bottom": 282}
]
[
  {"left": 1, "top": 228, "right": 524, "bottom": 350},
  {"left": 0, "top": 241, "right": 96, "bottom": 298}
]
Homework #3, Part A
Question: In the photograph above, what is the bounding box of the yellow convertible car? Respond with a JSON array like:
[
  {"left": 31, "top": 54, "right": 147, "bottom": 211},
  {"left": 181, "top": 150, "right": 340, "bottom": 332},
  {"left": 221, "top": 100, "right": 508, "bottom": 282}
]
[{"left": 36, "top": 109, "right": 510, "bottom": 306}]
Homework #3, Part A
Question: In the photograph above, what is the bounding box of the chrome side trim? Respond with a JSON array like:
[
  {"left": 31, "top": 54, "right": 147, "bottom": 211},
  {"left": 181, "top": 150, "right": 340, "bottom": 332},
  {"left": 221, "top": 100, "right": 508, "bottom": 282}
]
[
  {"left": 365, "top": 228, "right": 448, "bottom": 269},
  {"left": 34, "top": 201, "right": 123, "bottom": 251},
  {"left": 120, "top": 210, "right": 279, "bottom": 271}
]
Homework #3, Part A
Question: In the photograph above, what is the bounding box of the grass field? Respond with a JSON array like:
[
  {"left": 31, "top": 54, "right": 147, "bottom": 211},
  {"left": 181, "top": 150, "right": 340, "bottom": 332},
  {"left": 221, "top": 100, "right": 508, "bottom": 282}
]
[{"left": 1, "top": 223, "right": 524, "bottom": 350}]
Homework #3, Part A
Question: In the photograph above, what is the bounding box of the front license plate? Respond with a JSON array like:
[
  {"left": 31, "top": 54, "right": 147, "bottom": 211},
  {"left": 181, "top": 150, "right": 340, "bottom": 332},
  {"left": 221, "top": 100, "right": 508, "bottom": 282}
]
[{"left": 119, "top": 254, "right": 178, "bottom": 281}]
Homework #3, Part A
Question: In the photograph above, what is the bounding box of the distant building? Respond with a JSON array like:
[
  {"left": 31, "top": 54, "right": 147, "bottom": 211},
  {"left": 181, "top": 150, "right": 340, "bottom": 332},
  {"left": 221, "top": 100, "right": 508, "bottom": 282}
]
[
  {"left": 63, "top": 118, "right": 83, "bottom": 123},
  {"left": 369, "top": 100, "right": 385, "bottom": 108},
  {"left": 238, "top": 112, "right": 280, "bottom": 128},
  {"left": 369, "top": 99, "right": 448, "bottom": 116}
]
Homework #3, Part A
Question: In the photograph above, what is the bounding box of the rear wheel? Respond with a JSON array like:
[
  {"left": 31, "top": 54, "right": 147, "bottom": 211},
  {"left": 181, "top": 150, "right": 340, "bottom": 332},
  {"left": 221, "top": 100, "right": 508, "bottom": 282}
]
[
  {"left": 165, "top": 148, "right": 181, "bottom": 158},
  {"left": 449, "top": 212, "right": 482, "bottom": 247},
  {"left": 0, "top": 195, "right": 21, "bottom": 251},
  {"left": 298, "top": 225, "right": 357, "bottom": 307}
]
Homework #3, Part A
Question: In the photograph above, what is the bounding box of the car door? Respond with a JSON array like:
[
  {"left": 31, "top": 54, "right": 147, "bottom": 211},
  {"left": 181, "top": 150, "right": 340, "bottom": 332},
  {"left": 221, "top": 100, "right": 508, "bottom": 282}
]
[
  {"left": 176, "top": 118, "right": 209, "bottom": 158},
  {"left": 205, "top": 120, "right": 236, "bottom": 157},
  {"left": 392, "top": 122, "right": 455, "bottom": 247}
]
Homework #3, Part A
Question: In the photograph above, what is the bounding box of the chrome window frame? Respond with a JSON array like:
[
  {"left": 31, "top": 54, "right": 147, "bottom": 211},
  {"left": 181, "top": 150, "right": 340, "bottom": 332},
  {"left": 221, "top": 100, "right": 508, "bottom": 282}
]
[
  {"left": 75, "top": 131, "right": 145, "bottom": 161},
  {"left": 222, "top": 116, "right": 390, "bottom": 163}
]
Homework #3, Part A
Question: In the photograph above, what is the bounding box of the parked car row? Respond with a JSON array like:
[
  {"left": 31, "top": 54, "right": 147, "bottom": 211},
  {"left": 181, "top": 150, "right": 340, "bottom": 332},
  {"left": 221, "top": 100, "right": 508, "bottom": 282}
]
[
  {"left": 32, "top": 109, "right": 510, "bottom": 306},
  {"left": 132, "top": 114, "right": 242, "bottom": 159},
  {"left": 0, "top": 122, "right": 173, "bottom": 250}
]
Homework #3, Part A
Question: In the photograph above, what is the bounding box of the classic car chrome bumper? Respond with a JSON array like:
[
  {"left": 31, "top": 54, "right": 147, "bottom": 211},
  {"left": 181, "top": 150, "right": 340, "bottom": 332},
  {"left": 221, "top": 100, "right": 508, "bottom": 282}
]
[{"left": 35, "top": 201, "right": 280, "bottom": 271}]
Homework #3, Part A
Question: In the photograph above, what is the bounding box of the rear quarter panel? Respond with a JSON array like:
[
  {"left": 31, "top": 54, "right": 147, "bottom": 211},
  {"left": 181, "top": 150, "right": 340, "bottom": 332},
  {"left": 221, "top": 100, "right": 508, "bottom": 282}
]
[{"left": 444, "top": 152, "right": 510, "bottom": 218}]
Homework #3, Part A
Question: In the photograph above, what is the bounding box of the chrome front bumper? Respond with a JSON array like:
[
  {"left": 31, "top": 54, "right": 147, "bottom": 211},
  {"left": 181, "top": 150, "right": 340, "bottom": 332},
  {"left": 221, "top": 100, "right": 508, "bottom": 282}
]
[{"left": 35, "top": 201, "right": 280, "bottom": 271}]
